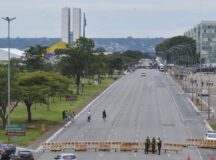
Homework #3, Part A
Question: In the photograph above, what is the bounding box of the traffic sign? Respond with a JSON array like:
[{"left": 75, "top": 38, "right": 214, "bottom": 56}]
[
  {"left": 6, "top": 124, "right": 25, "bottom": 131},
  {"left": 5, "top": 131, "right": 25, "bottom": 136},
  {"left": 5, "top": 124, "right": 26, "bottom": 136}
]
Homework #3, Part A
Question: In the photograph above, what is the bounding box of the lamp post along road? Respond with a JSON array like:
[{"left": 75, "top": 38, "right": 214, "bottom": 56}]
[{"left": 2, "top": 17, "right": 16, "bottom": 127}]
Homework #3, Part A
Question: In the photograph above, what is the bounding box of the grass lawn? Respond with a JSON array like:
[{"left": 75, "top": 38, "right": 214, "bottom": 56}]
[
  {"left": 211, "top": 124, "right": 216, "bottom": 130},
  {"left": 0, "top": 77, "right": 115, "bottom": 146}
]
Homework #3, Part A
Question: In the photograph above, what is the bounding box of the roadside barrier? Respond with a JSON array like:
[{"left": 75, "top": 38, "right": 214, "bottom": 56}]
[
  {"left": 41, "top": 141, "right": 184, "bottom": 153},
  {"left": 186, "top": 138, "right": 216, "bottom": 148},
  {"left": 41, "top": 140, "right": 216, "bottom": 153}
]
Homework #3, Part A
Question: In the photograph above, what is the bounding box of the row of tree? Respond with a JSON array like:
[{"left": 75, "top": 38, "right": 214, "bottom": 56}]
[
  {"left": 155, "top": 36, "right": 199, "bottom": 65},
  {"left": 0, "top": 37, "right": 146, "bottom": 128}
]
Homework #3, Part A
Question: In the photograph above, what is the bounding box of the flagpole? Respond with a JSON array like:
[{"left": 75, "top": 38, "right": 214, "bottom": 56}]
[{"left": 83, "top": 13, "right": 86, "bottom": 38}]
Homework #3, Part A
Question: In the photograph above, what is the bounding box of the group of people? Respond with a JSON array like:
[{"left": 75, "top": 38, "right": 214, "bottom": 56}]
[
  {"left": 62, "top": 110, "right": 75, "bottom": 122},
  {"left": 87, "top": 109, "right": 107, "bottom": 122},
  {"left": 145, "top": 136, "right": 162, "bottom": 155}
]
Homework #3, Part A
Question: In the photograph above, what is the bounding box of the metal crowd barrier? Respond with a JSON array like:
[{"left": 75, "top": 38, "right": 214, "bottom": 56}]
[{"left": 41, "top": 139, "right": 216, "bottom": 154}]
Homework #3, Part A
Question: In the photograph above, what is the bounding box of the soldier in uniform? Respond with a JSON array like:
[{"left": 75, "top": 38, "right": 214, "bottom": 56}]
[
  {"left": 152, "top": 137, "right": 156, "bottom": 153},
  {"left": 157, "top": 137, "right": 162, "bottom": 155},
  {"left": 145, "top": 136, "right": 150, "bottom": 154}
]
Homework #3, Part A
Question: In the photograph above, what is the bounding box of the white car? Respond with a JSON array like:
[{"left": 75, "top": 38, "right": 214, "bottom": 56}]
[
  {"left": 197, "top": 89, "right": 209, "bottom": 96},
  {"left": 204, "top": 131, "right": 216, "bottom": 140},
  {"left": 54, "top": 153, "right": 77, "bottom": 160}
]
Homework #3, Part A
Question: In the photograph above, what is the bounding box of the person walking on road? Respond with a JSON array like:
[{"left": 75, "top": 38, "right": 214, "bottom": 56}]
[
  {"left": 87, "top": 110, "right": 91, "bottom": 122},
  {"left": 157, "top": 137, "right": 162, "bottom": 155},
  {"left": 102, "top": 110, "right": 107, "bottom": 121},
  {"left": 151, "top": 137, "right": 156, "bottom": 154},
  {"left": 145, "top": 136, "right": 150, "bottom": 154}
]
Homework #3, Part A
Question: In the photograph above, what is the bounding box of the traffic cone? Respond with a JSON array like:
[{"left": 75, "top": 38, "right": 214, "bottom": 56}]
[{"left": 187, "top": 154, "right": 191, "bottom": 160}]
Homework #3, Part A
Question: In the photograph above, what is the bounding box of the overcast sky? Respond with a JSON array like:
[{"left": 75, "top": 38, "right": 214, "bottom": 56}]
[{"left": 1, "top": 0, "right": 216, "bottom": 38}]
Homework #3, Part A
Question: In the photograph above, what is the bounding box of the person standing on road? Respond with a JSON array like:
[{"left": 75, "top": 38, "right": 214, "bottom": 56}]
[
  {"left": 71, "top": 111, "right": 75, "bottom": 123},
  {"left": 102, "top": 110, "right": 107, "bottom": 121},
  {"left": 151, "top": 137, "right": 156, "bottom": 154},
  {"left": 157, "top": 137, "right": 162, "bottom": 155},
  {"left": 87, "top": 110, "right": 91, "bottom": 122},
  {"left": 145, "top": 136, "right": 150, "bottom": 154}
]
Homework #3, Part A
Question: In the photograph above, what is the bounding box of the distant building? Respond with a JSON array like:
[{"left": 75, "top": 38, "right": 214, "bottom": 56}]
[
  {"left": 184, "top": 21, "right": 216, "bottom": 63},
  {"left": 61, "top": 7, "right": 70, "bottom": 44},
  {"left": 0, "top": 48, "right": 24, "bottom": 61},
  {"left": 73, "top": 8, "right": 81, "bottom": 43}
]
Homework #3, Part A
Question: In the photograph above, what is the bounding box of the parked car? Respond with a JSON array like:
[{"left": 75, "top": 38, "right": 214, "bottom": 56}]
[
  {"left": 0, "top": 144, "right": 16, "bottom": 159},
  {"left": 0, "top": 147, "right": 8, "bottom": 159},
  {"left": 204, "top": 131, "right": 216, "bottom": 141},
  {"left": 11, "top": 150, "right": 34, "bottom": 160},
  {"left": 54, "top": 153, "right": 77, "bottom": 160},
  {"left": 197, "top": 89, "right": 209, "bottom": 96}
]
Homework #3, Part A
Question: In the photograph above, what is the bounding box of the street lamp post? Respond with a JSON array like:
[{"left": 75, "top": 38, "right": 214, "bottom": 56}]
[{"left": 2, "top": 17, "right": 16, "bottom": 127}]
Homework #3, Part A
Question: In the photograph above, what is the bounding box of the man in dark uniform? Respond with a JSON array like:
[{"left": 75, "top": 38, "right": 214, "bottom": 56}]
[
  {"left": 145, "top": 136, "right": 150, "bottom": 154},
  {"left": 152, "top": 137, "right": 156, "bottom": 153},
  {"left": 157, "top": 137, "right": 162, "bottom": 155}
]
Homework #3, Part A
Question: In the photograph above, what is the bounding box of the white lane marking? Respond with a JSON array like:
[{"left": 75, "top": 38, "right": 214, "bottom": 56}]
[
  {"left": 187, "top": 97, "right": 200, "bottom": 112},
  {"left": 35, "top": 77, "right": 121, "bottom": 152},
  {"left": 204, "top": 120, "right": 213, "bottom": 131},
  {"left": 164, "top": 79, "right": 185, "bottom": 123},
  {"left": 195, "top": 147, "right": 204, "bottom": 160}
]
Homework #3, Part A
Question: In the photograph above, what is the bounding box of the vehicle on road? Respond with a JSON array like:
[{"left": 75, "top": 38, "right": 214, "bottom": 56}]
[
  {"left": 10, "top": 149, "right": 34, "bottom": 160},
  {"left": 204, "top": 131, "right": 216, "bottom": 140},
  {"left": 0, "top": 147, "right": 8, "bottom": 159},
  {"left": 141, "top": 72, "right": 146, "bottom": 77},
  {"left": 197, "top": 89, "right": 209, "bottom": 96},
  {"left": 0, "top": 144, "right": 16, "bottom": 159},
  {"left": 54, "top": 153, "right": 77, "bottom": 160},
  {"left": 159, "top": 66, "right": 164, "bottom": 72}
]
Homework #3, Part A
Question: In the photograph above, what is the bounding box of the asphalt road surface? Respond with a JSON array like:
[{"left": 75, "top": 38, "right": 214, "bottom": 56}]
[{"left": 36, "top": 69, "right": 215, "bottom": 160}]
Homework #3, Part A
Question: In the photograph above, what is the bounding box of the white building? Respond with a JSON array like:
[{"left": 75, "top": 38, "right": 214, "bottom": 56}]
[
  {"left": 73, "top": 8, "right": 81, "bottom": 43},
  {"left": 184, "top": 21, "right": 216, "bottom": 63},
  {"left": 61, "top": 7, "right": 70, "bottom": 44},
  {"left": 0, "top": 48, "right": 24, "bottom": 61}
]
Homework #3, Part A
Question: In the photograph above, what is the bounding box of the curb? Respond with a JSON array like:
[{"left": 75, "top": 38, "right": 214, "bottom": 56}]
[
  {"left": 204, "top": 120, "right": 214, "bottom": 131},
  {"left": 187, "top": 97, "right": 200, "bottom": 113},
  {"left": 168, "top": 73, "right": 214, "bottom": 132}
]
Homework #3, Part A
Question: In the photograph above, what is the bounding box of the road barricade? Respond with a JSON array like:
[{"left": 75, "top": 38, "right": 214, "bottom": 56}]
[
  {"left": 162, "top": 143, "right": 182, "bottom": 154},
  {"left": 50, "top": 142, "right": 62, "bottom": 152},
  {"left": 98, "top": 142, "right": 111, "bottom": 151},
  {"left": 41, "top": 139, "right": 216, "bottom": 153},
  {"left": 120, "top": 142, "right": 133, "bottom": 152},
  {"left": 186, "top": 138, "right": 216, "bottom": 149},
  {"left": 75, "top": 143, "right": 87, "bottom": 151}
]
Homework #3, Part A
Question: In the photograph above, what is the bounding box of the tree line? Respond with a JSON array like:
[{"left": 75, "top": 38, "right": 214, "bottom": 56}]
[{"left": 155, "top": 36, "right": 199, "bottom": 65}]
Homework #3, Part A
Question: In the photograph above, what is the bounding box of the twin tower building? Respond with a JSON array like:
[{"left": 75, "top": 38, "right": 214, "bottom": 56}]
[{"left": 62, "top": 7, "right": 84, "bottom": 44}]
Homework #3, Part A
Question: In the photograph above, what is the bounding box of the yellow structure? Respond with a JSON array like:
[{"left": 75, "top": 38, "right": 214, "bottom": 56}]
[{"left": 46, "top": 41, "right": 68, "bottom": 53}]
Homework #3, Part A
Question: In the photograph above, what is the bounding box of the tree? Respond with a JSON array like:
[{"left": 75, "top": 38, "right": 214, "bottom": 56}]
[
  {"left": 155, "top": 36, "right": 197, "bottom": 65},
  {"left": 0, "top": 67, "right": 20, "bottom": 128},
  {"left": 16, "top": 71, "right": 71, "bottom": 122},
  {"left": 24, "top": 45, "right": 47, "bottom": 71},
  {"left": 57, "top": 37, "right": 95, "bottom": 95}
]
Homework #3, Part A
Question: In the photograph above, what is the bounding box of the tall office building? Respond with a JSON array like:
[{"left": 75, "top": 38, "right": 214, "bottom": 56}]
[
  {"left": 61, "top": 7, "right": 70, "bottom": 44},
  {"left": 73, "top": 8, "right": 81, "bottom": 42},
  {"left": 184, "top": 21, "right": 216, "bottom": 63}
]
